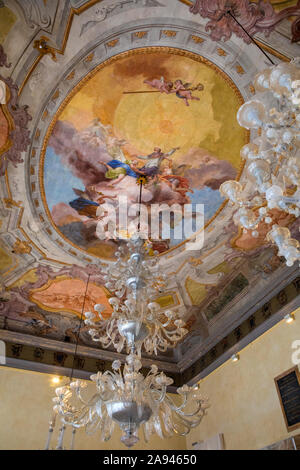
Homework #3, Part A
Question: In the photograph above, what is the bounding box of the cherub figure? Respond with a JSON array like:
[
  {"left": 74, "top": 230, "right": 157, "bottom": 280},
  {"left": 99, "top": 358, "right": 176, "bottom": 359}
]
[
  {"left": 172, "top": 79, "right": 201, "bottom": 106},
  {"left": 143, "top": 77, "right": 173, "bottom": 94}
]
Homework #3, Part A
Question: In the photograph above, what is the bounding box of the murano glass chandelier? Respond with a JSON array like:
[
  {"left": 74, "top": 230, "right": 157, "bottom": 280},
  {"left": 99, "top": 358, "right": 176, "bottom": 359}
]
[
  {"left": 46, "top": 225, "right": 208, "bottom": 449},
  {"left": 53, "top": 350, "right": 208, "bottom": 448},
  {"left": 220, "top": 58, "right": 300, "bottom": 267},
  {"left": 85, "top": 235, "right": 188, "bottom": 355}
]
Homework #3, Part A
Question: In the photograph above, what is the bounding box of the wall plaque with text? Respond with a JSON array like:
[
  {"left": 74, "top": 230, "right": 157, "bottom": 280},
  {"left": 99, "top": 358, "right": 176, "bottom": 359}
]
[{"left": 275, "top": 367, "right": 300, "bottom": 432}]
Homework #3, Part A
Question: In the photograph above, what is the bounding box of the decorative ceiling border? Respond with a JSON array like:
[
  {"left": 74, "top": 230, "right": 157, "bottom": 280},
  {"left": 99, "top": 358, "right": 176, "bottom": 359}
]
[
  {"left": 179, "top": 262, "right": 298, "bottom": 366},
  {"left": 18, "top": 0, "right": 105, "bottom": 95},
  {"left": 0, "top": 276, "right": 298, "bottom": 386},
  {"left": 17, "top": 0, "right": 292, "bottom": 97},
  {"left": 1, "top": 335, "right": 182, "bottom": 390},
  {"left": 0, "top": 328, "right": 181, "bottom": 383}
]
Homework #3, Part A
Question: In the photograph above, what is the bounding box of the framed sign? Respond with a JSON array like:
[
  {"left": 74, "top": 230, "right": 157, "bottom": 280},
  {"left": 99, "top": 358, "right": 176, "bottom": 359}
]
[{"left": 275, "top": 366, "right": 300, "bottom": 432}]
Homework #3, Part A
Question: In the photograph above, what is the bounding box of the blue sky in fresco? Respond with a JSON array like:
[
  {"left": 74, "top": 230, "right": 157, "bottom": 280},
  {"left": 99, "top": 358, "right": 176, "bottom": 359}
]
[
  {"left": 44, "top": 147, "right": 85, "bottom": 211},
  {"left": 44, "top": 147, "right": 225, "bottom": 237}
]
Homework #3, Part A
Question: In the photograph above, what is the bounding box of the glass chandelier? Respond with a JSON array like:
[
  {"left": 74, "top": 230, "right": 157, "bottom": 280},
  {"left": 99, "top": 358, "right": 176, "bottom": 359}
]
[
  {"left": 84, "top": 235, "right": 188, "bottom": 355},
  {"left": 220, "top": 58, "right": 300, "bottom": 267},
  {"left": 47, "top": 238, "right": 206, "bottom": 448},
  {"left": 53, "top": 351, "right": 208, "bottom": 448},
  {"left": 47, "top": 229, "right": 207, "bottom": 449}
]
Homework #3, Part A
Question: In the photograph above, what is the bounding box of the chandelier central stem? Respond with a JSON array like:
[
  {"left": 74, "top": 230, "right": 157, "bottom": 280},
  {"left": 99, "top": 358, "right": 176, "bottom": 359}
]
[{"left": 137, "top": 181, "right": 143, "bottom": 233}]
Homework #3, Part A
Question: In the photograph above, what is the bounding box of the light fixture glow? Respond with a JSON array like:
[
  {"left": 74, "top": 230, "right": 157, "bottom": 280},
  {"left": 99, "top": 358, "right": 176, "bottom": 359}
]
[
  {"left": 284, "top": 313, "right": 295, "bottom": 324},
  {"left": 51, "top": 376, "right": 60, "bottom": 385},
  {"left": 231, "top": 354, "right": 239, "bottom": 363}
]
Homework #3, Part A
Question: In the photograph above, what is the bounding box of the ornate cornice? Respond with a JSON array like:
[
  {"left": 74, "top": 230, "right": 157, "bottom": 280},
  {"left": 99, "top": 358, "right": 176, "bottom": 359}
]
[
  {"left": 0, "top": 276, "right": 298, "bottom": 385},
  {"left": 183, "top": 0, "right": 300, "bottom": 44},
  {"left": 182, "top": 275, "right": 300, "bottom": 383},
  {"left": 0, "top": 75, "right": 31, "bottom": 176}
]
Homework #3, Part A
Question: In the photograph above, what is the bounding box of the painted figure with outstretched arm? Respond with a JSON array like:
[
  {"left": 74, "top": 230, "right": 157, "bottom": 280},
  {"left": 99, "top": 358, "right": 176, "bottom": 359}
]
[{"left": 136, "top": 147, "right": 180, "bottom": 179}]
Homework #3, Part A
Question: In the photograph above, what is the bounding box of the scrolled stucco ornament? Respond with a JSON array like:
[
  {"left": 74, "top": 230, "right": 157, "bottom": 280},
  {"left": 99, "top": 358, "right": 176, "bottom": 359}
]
[
  {"left": 0, "top": 74, "right": 32, "bottom": 175},
  {"left": 189, "top": 0, "right": 300, "bottom": 44},
  {"left": 0, "top": 45, "right": 11, "bottom": 69}
]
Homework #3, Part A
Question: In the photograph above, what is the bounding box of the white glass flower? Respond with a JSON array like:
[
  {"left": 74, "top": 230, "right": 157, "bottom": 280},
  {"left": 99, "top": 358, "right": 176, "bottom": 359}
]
[
  {"left": 112, "top": 360, "right": 122, "bottom": 371},
  {"left": 237, "top": 100, "right": 266, "bottom": 129}
]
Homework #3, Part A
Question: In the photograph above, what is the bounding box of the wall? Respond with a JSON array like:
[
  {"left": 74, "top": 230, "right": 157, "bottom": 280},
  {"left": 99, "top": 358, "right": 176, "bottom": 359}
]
[
  {"left": 186, "top": 308, "right": 300, "bottom": 450},
  {"left": 0, "top": 366, "right": 186, "bottom": 450}
]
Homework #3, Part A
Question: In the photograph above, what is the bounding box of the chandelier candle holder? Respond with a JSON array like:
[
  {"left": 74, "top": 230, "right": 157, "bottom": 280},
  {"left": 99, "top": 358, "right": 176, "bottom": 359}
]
[
  {"left": 220, "top": 58, "right": 300, "bottom": 267},
  {"left": 53, "top": 352, "right": 209, "bottom": 448},
  {"left": 85, "top": 301, "right": 187, "bottom": 356},
  {"left": 44, "top": 403, "right": 77, "bottom": 450}
]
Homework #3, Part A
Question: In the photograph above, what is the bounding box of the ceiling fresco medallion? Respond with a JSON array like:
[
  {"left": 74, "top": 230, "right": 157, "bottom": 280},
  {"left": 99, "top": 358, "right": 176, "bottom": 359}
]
[{"left": 40, "top": 48, "right": 247, "bottom": 260}]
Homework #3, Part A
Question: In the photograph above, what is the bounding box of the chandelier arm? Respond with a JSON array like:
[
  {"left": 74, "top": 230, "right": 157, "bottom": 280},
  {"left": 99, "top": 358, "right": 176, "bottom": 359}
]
[
  {"left": 60, "top": 406, "right": 91, "bottom": 427},
  {"left": 174, "top": 401, "right": 206, "bottom": 418},
  {"left": 164, "top": 393, "right": 189, "bottom": 412},
  {"left": 159, "top": 318, "right": 172, "bottom": 328},
  {"left": 155, "top": 333, "right": 168, "bottom": 350},
  {"left": 85, "top": 418, "right": 102, "bottom": 436},
  {"left": 160, "top": 406, "right": 175, "bottom": 437},
  {"left": 142, "top": 421, "right": 150, "bottom": 443},
  {"left": 163, "top": 329, "right": 183, "bottom": 340},
  {"left": 172, "top": 409, "right": 206, "bottom": 434},
  {"left": 150, "top": 415, "right": 167, "bottom": 439},
  {"left": 100, "top": 413, "right": 115, "bottom": 442},
  {"left": 168, "top": 417, "right": 192, "bottom": 437},
  {"left": 156, "top": 414, "right": 173, "bottom": 439},
  {"left": 95, "top": 389, "right": 114, "bottom": 402},
  {"left": 76, "top": 391, "right": 101, "bottom": 408},
  {"left": 148, "top": 385, "right": 167, "bottom": 405}
]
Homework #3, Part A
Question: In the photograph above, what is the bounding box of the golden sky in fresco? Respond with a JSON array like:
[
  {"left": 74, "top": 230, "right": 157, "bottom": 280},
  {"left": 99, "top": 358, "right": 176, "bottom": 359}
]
[
  {"left": 0, "top": 7, "right": 16, "bottom": 43},
  {"left": 60, "top": 51, "right": 246, "bottom": 169}
]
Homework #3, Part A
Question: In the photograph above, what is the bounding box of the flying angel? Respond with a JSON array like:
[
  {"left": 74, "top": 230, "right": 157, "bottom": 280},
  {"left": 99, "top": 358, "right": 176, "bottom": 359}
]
[
  {"left": 143, "top": 77, "right": 173, "bottom": 94},
  {"left": 125, "top": 77, "right": 204, "bottom": 106},
  {"left": 171, "top": 80, "right": 202, "bottom": 107}
]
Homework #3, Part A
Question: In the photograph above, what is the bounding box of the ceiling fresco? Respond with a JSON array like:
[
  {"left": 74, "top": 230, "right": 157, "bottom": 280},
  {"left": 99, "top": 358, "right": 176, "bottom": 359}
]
[
  {"left": 0, "top": 0, "right": 299, "bottom": 383},
  {"left": 42, "top": 49, "right": 246, "bottom": 258}
]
